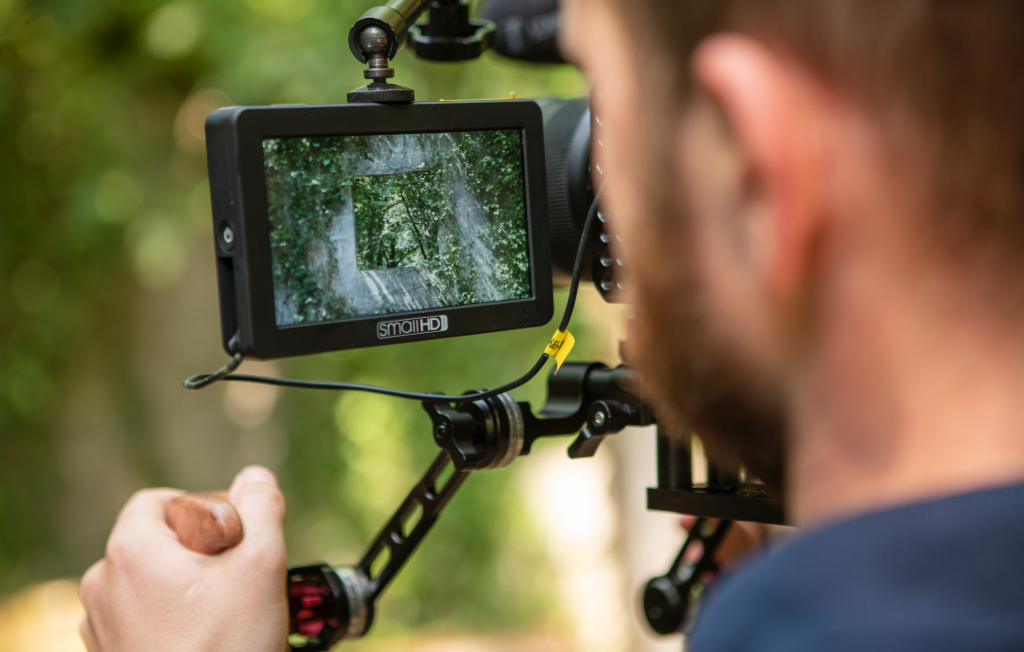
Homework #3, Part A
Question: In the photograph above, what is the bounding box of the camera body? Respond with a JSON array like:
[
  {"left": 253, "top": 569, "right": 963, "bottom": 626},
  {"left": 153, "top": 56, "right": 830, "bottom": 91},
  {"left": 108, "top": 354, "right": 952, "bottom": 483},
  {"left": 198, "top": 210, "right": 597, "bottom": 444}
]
[{"left": 206, "top": 100, "right": 553, "bottom": 359}]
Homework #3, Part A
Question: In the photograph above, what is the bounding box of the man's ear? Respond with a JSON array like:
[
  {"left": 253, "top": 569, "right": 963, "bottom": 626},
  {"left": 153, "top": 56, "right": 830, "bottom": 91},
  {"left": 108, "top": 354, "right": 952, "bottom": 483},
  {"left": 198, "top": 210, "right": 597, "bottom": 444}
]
[{"left": 691, "top": 34, "right": 827, "bottom": 304}]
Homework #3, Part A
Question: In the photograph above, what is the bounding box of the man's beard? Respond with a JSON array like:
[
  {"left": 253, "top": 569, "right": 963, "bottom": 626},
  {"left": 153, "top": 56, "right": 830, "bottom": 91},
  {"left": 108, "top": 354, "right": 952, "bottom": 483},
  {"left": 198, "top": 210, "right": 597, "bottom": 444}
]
[{"left": 622, "top": 135, "right": 788, "bottom": 491}]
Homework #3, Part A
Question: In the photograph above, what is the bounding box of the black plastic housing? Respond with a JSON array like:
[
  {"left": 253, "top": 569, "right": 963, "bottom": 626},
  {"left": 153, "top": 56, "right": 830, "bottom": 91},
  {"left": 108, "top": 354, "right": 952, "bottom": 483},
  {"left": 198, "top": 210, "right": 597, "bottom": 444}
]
[{"left": 205, "top": 100, "right": 553, "bottom": 360}]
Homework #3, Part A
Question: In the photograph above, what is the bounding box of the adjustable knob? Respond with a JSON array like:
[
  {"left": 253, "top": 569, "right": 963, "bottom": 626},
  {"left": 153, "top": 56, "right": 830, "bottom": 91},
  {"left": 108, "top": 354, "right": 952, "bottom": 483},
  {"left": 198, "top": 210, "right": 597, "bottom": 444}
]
[
  {"left": 567, "top": 400, "right": 634, "bottom": 459},
  {"left": 587, "top": 400, "right": 632, "bottom": 435},
  {"left": 287, "top": 565, "right": 373, "bottom": 650},
  {"left": 408, "top": 1, "right": 495, "bottom": 62},
  {"left": 423, "top": 393, "right": 524, "bottom": 471},
  {"left": 643, "top": 576, "right": 688, "bottom": 635}
]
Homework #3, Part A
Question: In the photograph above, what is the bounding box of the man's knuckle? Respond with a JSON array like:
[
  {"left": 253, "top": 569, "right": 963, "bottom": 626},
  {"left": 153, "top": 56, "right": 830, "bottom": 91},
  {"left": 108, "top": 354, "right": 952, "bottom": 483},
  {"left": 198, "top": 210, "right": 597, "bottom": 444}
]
[
  {"left": 104, "top": 529, "right": 135, "bottom": 565},
  {"left": 79, "top": 564, "right": 106, "bottom": 611},
  {"left": 129, "top": 487, "right": 172, "bottom": 508},
  {"left": 125, "top": 487, "right": 153, "bottom": 506},
  {"left": 78, "top": 577, "right": 95, "bottom": 606}
]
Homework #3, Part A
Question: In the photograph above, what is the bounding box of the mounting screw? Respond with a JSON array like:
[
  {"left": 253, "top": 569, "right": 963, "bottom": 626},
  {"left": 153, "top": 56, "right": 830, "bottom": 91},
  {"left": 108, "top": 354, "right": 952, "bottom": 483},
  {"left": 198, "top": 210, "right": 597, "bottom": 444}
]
[
  {"left": 434, "top": 421, "right": 449, "bottom": 442},
  {"left": 587, "top": 400, "right": 631, "bottom": 436}
]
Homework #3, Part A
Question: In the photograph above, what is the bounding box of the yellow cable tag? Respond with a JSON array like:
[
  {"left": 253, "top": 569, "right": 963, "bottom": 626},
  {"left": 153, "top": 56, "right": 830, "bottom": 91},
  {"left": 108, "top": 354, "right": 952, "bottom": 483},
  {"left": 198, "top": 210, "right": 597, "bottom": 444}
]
[{"left": 544, "top": 329, "right": 576, "bottom": 372}]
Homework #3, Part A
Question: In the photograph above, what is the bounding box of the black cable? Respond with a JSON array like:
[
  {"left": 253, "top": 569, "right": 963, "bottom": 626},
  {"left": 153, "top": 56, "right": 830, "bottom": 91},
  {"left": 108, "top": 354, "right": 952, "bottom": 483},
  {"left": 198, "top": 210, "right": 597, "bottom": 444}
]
[
  {"left": 184, "top": 352, "right": 243, "bottom": 390},
  {"left": 224, "top": 354, "right": 549, "bottom": 403},
  {"left": 560, "top": 186, "right": 602, "bottom": 332},
  {"left": 184, "top": 188, "right": 604, "bottom": 403}
]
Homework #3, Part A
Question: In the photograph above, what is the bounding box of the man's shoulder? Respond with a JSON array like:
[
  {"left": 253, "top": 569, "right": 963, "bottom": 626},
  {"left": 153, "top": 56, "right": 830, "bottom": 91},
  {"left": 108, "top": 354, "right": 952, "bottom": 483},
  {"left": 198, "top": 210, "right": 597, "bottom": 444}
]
[
  {"left": 688, "top": 482, "right": 1024, "bottom": 652},
  {"left": 728, "top": 621, "right": 1024, "bottom": 652}
]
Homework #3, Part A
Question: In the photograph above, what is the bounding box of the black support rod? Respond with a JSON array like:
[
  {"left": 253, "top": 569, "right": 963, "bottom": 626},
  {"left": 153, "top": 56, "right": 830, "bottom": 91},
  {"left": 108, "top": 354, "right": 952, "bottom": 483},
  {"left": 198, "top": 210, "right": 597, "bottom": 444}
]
[{"left": 358, "top": 450, "right": 469, "bottom": 601}]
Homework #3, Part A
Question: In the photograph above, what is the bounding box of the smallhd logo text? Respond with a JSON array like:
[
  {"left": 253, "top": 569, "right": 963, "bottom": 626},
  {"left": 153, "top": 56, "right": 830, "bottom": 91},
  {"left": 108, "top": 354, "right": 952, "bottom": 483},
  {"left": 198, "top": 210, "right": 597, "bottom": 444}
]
[{"left": 377, "top": 315, "right": 449, "bottom": 340}]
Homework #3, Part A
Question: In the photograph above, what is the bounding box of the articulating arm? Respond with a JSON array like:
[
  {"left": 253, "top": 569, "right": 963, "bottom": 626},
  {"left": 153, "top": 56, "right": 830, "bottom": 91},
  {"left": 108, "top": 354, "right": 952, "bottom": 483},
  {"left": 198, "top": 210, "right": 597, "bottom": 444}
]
[
  {"left": 287, "top": 450, "right": 469, "bottom": 649},
  {"left": 285, "top": 363, "right": 653, "bottom": 650}
]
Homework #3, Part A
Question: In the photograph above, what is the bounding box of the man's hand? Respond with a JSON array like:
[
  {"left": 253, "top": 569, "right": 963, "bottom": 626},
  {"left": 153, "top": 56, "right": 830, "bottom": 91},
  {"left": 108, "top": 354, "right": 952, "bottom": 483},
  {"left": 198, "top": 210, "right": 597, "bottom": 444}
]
[{"left": 78, "top": 466, "right": 289, "bottom": 652}]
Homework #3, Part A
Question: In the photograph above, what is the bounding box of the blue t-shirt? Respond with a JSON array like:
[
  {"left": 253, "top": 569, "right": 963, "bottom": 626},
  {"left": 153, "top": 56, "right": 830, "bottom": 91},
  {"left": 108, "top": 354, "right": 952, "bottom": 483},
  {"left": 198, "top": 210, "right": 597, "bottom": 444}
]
[{"left": 689, "top": 482, "right": 1024, "bottom": 652}]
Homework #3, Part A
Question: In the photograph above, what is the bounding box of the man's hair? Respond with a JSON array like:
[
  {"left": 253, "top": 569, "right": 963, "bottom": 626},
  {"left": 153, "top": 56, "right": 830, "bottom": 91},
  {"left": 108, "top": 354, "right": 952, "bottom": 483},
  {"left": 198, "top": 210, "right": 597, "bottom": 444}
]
[{"left": 611, "top": 0, "right": 1024, "bottom": 297}]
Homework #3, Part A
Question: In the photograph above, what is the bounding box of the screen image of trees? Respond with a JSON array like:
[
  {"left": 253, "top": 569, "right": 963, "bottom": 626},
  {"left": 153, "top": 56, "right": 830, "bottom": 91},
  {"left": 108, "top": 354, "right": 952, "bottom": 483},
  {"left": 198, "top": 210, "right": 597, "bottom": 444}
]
[
  {"left": 353, "top": 173, "right": 439, "bottom": 272},
  {"left": 263, "top": 131, "right": 531, "bottom": 326}
]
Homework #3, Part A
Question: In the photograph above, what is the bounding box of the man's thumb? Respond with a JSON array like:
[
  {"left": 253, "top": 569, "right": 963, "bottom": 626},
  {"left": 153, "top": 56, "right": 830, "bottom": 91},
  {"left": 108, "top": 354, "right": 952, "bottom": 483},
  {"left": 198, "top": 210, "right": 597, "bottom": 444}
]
[{"left": 229, "top": 466, "right": 286, "bottom": 541}]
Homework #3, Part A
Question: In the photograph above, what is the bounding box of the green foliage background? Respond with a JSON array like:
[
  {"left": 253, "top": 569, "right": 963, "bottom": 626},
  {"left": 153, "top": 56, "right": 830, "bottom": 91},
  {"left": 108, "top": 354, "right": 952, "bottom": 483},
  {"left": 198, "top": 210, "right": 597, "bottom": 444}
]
[{"left": 0, "top": 0, "right": 592, "bottom": 641}]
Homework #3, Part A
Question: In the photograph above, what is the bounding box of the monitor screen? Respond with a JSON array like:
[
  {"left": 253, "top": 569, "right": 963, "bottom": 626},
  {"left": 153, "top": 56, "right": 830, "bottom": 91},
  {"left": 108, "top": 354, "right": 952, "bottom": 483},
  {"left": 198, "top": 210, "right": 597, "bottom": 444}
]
[{"left": 262, "top": 130, "right": 531, "bottom": 327}]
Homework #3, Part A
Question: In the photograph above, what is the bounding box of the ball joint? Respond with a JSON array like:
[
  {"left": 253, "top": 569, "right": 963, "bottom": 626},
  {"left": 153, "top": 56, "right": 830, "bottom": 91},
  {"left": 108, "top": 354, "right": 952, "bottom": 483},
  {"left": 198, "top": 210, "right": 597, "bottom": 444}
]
[
  {"left": 347, "top": 25, "right": 415, "bottom": 104},
  {"left": 358, "top": 26, "right": 395, "bottom": 82}
]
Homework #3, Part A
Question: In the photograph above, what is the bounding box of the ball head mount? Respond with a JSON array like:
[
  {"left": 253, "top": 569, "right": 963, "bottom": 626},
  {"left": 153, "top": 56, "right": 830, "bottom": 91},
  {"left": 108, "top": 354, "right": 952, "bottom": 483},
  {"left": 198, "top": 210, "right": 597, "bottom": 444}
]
[
  {"left": 347, "top": 24, "right": 416, "bottom": 104},
  {"left": 286, "top": 362, "right": 653, "bottom": 650},
  {"left": 347, "top": 0, "right": 496, "bottom": 104}
]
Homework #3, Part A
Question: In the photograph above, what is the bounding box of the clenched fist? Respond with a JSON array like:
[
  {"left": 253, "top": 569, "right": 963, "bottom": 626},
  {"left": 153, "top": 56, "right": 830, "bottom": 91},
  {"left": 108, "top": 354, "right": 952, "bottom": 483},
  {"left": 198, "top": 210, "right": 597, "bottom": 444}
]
[{"left": 78, "top": 466, "right": 289, "bottom": 652}]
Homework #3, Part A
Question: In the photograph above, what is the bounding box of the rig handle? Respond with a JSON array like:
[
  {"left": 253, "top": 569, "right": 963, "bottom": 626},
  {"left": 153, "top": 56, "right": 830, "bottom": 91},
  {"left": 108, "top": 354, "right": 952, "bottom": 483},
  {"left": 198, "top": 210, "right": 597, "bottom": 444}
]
[
  {"left": 643, "top": 518, "right": 732, "bottom": 635},
  {"left": 166, "top": 491, "right": 244, "bottom": 555}
]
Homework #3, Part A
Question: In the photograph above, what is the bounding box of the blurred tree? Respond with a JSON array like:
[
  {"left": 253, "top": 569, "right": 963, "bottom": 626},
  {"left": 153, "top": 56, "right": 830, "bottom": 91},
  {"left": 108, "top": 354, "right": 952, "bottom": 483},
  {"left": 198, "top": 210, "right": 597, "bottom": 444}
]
[{"left": 0, "top": 0, "right": 595, "bottom": 641}]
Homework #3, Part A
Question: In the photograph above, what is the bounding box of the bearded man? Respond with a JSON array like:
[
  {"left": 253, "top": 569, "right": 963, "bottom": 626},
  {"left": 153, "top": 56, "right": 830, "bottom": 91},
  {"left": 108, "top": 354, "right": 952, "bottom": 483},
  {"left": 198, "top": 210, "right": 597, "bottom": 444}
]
[
  {"left": 78, "top": 1, "right": 1024, "bottom": 651},
  {"left": 561, "top": 0, "right": 1024, "bottom": 649}
]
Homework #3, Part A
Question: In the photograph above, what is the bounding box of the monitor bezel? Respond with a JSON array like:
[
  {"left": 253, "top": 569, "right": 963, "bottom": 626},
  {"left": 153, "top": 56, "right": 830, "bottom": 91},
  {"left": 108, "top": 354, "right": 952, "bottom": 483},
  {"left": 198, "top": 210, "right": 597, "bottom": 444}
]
[{"left": 206, "top": 100, "right": 553, "bottom": 359}]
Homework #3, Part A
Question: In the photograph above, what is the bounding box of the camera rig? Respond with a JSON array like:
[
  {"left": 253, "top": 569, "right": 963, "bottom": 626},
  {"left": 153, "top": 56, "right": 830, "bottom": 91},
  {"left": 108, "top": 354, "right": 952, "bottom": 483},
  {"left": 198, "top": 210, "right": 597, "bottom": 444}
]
[
  {"left": 343, "top": 0, "right": 788, "bottom": 503},
  {"left": 190, "top": 2, "right": 788, "bottom": 648},
  {"left": 287, "top": 362, "right": 651, "bottom": 649},
  {"left": 283, "top": 359, "right": 783, "bottom": 649}
]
